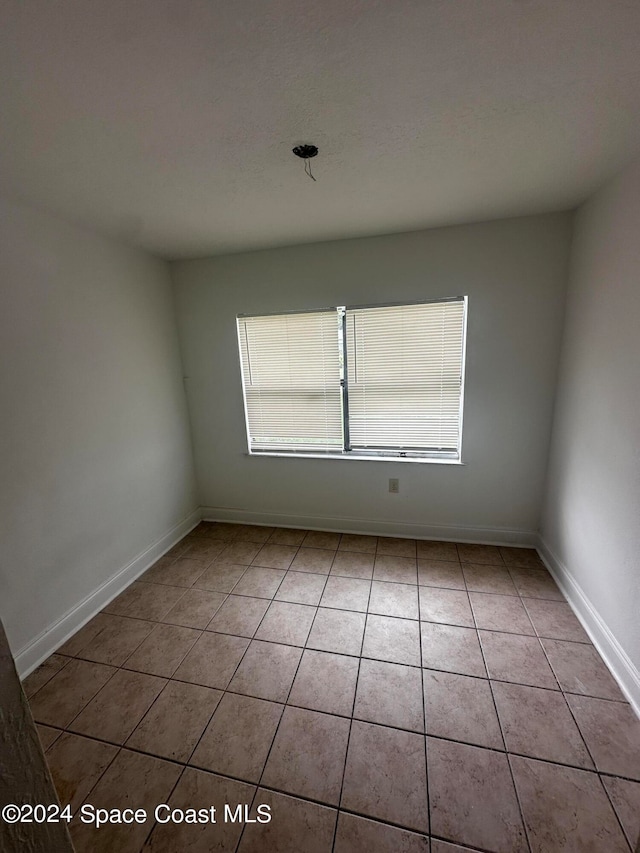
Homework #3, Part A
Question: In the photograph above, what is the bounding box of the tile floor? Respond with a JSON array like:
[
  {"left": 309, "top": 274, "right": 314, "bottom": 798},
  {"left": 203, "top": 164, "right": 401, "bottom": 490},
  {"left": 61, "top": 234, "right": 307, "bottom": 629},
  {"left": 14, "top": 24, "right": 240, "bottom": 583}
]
[{"left": 24, "top": 522, "right": 640, "bottom": 852}]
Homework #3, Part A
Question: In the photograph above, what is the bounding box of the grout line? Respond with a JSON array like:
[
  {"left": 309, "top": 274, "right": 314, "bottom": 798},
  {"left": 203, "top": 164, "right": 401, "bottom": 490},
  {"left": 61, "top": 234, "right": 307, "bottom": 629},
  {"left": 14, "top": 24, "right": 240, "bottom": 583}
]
[
  {"left": 138, "top": 763, "right": 186, "bottom": 850},
  {"left": 474, "top": 599, "right": 533, "bottom": 853},
  {"left": 419, "top": 580, "right": 431, "bottom": 841},
  {"left": 595, "top": 773, "right": 634, "bottom": 852},
  {"left": 329, "top": 566, "right": 374, "bottom": 853},
  {"left": 233, "top": 782, "right": 261, "bottom": 852}
]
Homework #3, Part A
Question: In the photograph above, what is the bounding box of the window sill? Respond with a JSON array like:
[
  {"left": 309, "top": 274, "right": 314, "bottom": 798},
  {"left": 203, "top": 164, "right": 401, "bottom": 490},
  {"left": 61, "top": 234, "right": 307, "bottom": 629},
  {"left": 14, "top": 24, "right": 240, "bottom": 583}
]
[{"left": 245, "top": 451, "right": 464, "bottom": 465}]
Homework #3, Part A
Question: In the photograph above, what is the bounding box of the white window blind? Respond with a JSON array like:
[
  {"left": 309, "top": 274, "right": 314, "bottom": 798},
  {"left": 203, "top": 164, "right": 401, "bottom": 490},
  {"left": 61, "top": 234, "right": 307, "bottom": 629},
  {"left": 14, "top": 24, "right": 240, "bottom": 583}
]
[
  {"left": 237, "top": 297, "right": 466, "bottom": 460},
  {"left": 345, "top": 300, "right": 465, "bottom": 452},
  {"left": 238, "top": 310, "right": 343, "bottom": 453}
]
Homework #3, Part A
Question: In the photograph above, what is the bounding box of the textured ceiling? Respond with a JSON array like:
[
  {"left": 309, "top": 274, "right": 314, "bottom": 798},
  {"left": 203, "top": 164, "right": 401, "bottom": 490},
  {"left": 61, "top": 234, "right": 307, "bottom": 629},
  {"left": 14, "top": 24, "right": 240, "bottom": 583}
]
[{"left": 1, "top": 0, "right": 640, "bottom": 258}]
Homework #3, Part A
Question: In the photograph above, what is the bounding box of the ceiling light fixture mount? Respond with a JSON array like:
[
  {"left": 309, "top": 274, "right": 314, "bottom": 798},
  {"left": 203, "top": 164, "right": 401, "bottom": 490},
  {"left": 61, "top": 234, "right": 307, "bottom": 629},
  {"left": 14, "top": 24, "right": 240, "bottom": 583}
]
[{"left": 292, "top": 143, "right": 318, "bottom": 181}]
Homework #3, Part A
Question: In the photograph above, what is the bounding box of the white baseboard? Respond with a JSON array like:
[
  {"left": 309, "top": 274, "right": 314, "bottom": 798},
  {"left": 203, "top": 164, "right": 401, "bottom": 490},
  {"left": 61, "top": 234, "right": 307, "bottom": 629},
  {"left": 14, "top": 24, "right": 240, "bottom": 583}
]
[
  {"left": 200, "top": 506, "right": 537, "bottom": 546},
  {"left": 15, "top": 508, "right": 202, "bottom": 679},
  {"left": 537, "top": 535, "right": 640, "bottom": 718}
]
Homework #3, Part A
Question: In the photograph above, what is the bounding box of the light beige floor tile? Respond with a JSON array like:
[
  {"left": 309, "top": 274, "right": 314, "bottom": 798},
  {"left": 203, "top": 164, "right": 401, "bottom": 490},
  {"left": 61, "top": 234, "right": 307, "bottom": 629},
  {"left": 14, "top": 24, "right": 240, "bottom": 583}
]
[
  {"left": 198, "top": 522, "right": 241, "bottom": 541},
  {"left": 302, "top": 531, "right": 341, "bottom": 550},
  {"left": 143, "top": 767, "right": 253, "bottom": 852},
  {"left": 416, "top": 540, "right": 459, "bottom": 562},
  {"left": 69, "top": 668, "right": 165, "bottom": 744},
  {"left": 74, "top": 614, "right": 155, "bottom": 667},
  {"left": 499, "top": 547, "right": 544, "bottom": 569},
  {"left": 191, "top": 692, "right": 283, "bottom": 782},
  {"left": 523, "top": 598, "right": 590, "bottom": 643},
  {"left": 330, "top": 551, "right": 375, "bottom": 579},
  {"left": 469, "top": 592, "right": 534, "bottom": 635},
  {"left": 370, "top": 581, "right": 419, "bottom": 619},
  {"left": 206, "top": 594, "right": 269, "bottom": 637},
  {"left": 23, "top": 654, "right": 69, "bottom": 697},
  {"left": 373, "top": 555, "right": 418, "bottom": 585},
  {"left": 420, "top": 623, "right": 486, "bottom": 678},
  {"left": 479, "top": 631, "right": 557, "bottom": 689},
  {"left": 143, "top": 556, "right": 207, "bottom": 587},
  {"left": 218, "top": 540, "right": 262, "bottom": 565},
  {"left": 289, "top": 649, "right": 359, "bottom": 717},
  {"left": 269, "top": 527, "right": 309, "bottom": 546},
  {"left": 430, "top": 841, "right": 478, "bottom": 852},
  {"left": 510, "top": 755, "right": 628, "bottom": 853},
  {"left": 228, "top": 640, "right": 302, "bottom": 702},
  {"left": 194, "top": 562, "right": 247, "bottom": 594},
  {"left": 419, "top": 587, "right": 474, "bottom": 627},
  {"left": 423, "top": 669, "right": 502, "bottom": 749},
  {"left": 341, "top": 720, "right": 428, "bottom": 832},
  {"left": 307, "top": 608, "right": 366, "bottom": 656},
  {"left": 232, "top": 566, "right": 286, "bottom": 598},
  {"left": 428, "top": 738, "right": 526, "bottom": 852},
  {"left": 462, "top": 563, "right": 518, "bottom": 596},
  {"left": 233, "top": 524, "right": 275, "bottom": 543},
  {"left": 252, "top": 543, "right": 298, "bottom": 569},
  {"left": 508, "top": 567, "right": 563, "bottom": 600},
  {"left": 70, "top": 750, "right": 181, "bottom": 853},
  {"left": 338, "top": 534, "right": 378, "bottom": 554},
  {"left": 161, "top": 588, "right": 227, "bottom": 629},
  {"left": 363, "top": 615, "right": 421, "bottom": 666},
  {"left": 262, "top": 706, "right": 350, "bottom": 805},
  {"left": 173, "top": 632, "right": 249, "bottom": 689},
  {"left": 492, "top": 681, "right": 593, "bottom": 767},
  {"left": 601, "top": 775, "right": 640, "bottom": 849},
  {"left": 354, "top": 658, "right": 423, "bottom": 732},
  {"left": 127, "top": 680, "right": 222, "bottom": 762},
  {"left": 237, "top": 788, "right": 336, "bottom": 853},
  {"left": 377, "top": 537, "right": 417, "bottom": 558},
  {"left": 29, "top": 658, "right": 116, "bottom": 727},
  {"left": 105, "top": 581, "right": 185, "bottom": 621},
  {"left": 417, "top": 559, "right": 465, "bottom": 590},
  {"left": 320, "top": 576, "right": 371, "bottom": 612},
  {"left": 566, "top": 693, "right": 640, "bottom": 779},
  {"left": 254, "top": 600, "right": 317, "bottom": 646},
  {"left": 162, "top": 540, "right": 191, "bottom": 559},
  {"left": 334, "top": 813, "right": 430, "bottom": 853},
  {"left": 36, "top": 724, "right": 62, "bottom": 751},
  {"left": 456, "top": 544, "right": 504, "bottom": 566},
  {"left": 541, "top": 638, "right": 625, "bottom": 700},
  {"left": 56, "top": 613, "right": 112, "bottom": 658},
  {"left": 290, "top": 547, "right": 335, "bottom": 574},
  {"left": 46, "top": 732, "right": 118, "bottom": 812},
  {"left": 275, "top": 571, "right": 327, "bottom": 605},
  {"left": 123, "top": 623, "right": 201, "bottom": 677},
  {"left": 181, "top": 539, "right": 227, "bottom": 563}
]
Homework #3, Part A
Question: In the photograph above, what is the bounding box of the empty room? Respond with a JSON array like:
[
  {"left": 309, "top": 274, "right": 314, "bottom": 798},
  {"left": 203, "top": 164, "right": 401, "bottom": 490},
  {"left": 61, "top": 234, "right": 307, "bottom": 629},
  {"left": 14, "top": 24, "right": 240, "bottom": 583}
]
[{"left": 1, "top": 1, "right": 639, "bottom": 851}]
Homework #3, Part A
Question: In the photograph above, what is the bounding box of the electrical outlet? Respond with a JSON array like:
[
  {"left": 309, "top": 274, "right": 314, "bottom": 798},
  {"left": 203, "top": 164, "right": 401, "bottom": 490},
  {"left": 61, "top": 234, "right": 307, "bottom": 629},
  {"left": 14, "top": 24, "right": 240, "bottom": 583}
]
[{"left": 389, "top": 478, "right": 399, "bottom": 494}]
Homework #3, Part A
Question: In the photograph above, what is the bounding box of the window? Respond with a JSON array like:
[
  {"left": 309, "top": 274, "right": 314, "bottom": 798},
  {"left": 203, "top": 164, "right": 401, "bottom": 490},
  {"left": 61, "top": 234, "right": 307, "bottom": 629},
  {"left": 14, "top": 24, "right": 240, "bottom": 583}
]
[{"left": 237, "top": 297, "right": 467, "bottom": 461}]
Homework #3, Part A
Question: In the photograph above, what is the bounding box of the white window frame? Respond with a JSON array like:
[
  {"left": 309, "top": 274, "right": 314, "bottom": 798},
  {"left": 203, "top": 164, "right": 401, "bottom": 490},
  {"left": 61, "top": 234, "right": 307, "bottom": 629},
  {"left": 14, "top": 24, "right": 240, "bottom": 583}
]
[{"left": 237, "top": 296, "right": 468, "bottom": 464}]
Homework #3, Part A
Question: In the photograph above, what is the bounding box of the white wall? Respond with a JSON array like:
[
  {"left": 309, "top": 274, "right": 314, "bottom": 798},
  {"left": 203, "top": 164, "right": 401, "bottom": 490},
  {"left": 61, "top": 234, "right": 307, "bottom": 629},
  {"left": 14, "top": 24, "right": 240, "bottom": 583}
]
[
  {"left": 540, "top": 158, "right": 640, "bottom": 706},
  {"left": 0, "top": 198, "right": 199, "bottom": 665},
  {"left": 172, "top": 213, "right": 571, "bottom": 542}
]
